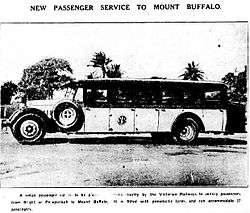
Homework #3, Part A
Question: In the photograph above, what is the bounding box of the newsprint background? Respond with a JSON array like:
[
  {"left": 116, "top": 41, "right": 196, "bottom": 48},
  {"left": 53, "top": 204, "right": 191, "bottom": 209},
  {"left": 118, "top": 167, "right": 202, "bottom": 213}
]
[{"left": 0, "top": 0, "right": 249, "bottom": 212}]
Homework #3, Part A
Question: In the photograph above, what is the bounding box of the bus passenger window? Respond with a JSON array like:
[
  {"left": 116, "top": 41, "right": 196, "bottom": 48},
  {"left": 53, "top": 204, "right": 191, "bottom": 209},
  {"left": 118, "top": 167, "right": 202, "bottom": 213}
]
[
  {"left": 86, "top": 89, "right": 108, "bottom": 107},
  {"left": 116, "top": 89, "right": 131, "bottom": 103},
  {"left": 86, "top": 89, "right": 95, "bottom": 106},
  {"left": 162, "top": 89, "right": 183, "bottom": 107},
  {"left": 96, "top": 90, "right": 107, "bottom": 104},
  {"left": 183, "top": 90, "right": 204, "bottom": 107},
  {"left": 132, "top": 87, "right": 160, "bottom": 107}
]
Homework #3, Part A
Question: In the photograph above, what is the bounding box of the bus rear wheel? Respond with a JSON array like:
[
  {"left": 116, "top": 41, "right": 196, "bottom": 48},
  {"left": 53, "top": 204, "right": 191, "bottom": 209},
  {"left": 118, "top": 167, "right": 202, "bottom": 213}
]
[{"left": 172, "top": 118, "right": 199, "bottom": 144}]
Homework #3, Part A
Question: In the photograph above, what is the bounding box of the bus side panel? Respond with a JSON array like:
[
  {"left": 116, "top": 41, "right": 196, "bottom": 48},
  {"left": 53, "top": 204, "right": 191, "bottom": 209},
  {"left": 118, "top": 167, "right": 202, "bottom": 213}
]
[
  {"left": 202, "top": 109, "right": 225, "bottom": 132},
  {"left": 135, "top": 108, "right": 158, "bottom": 132},
  {"left": 84, "top": 108, "right": 110, "bottom": 132},
  {"left": 29, "top": 105, "right": 53, "bottom": 118},
  {"left": 110, "top": 108, "right": 135, "bottom": 132},
  {"left": 158, "top": 109, "right": 182, "bottom": 132},
  {"left": 158, "top": 109, "right": 204, "bottom": 132}
]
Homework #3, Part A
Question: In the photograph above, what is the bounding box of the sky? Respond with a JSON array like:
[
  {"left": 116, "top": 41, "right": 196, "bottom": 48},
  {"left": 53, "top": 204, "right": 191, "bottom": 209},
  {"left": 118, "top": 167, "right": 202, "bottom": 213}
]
[{"left": 0, "top": 22, "right": 248, "bottom": 84}]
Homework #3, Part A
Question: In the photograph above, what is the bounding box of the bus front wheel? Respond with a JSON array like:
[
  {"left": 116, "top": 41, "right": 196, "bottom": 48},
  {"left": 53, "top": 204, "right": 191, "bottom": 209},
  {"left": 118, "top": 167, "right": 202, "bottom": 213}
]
[
  {"left": 172, "top": 118, "right": 199, "bottom": 144},
  {"left": 12, "top": 114, "right": 46, "bottom": 144}
]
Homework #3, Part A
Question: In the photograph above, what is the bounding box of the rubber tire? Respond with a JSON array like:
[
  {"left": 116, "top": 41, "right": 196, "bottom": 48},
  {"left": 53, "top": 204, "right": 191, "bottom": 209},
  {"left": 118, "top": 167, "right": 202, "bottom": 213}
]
[
  {"left": 172, "top": 117, "right": 199, "bottom": 144},
  {"left": 53, "top": 101, "right": 84, "bottom": 132},
  {"left": 11, "top": 114, "right": 45, "bottom": 144}
]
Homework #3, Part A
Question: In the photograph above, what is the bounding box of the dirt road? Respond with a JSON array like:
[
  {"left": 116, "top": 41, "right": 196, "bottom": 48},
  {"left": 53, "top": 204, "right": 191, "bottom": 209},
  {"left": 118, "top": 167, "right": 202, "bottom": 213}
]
[{"left": 0, "top": 131, "right": 247, "bottom": 187}]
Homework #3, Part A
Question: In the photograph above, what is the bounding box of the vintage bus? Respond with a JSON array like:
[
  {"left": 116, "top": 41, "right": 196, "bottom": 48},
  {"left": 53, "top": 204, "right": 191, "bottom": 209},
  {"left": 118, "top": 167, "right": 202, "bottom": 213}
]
[{"left": 6, "top": 78, "right": 246, "bottom": 144}]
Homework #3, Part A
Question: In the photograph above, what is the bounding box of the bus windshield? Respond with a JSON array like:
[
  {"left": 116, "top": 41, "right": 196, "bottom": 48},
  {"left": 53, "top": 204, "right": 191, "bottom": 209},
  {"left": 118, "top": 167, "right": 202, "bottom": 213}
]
[{"left": 64, "top": 87, "right": 75, "bottom": 100}]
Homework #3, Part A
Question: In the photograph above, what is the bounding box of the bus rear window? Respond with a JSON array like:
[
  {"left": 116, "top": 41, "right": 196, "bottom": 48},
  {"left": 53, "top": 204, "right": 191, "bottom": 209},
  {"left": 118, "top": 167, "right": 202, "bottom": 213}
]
[
  {"left": 205, "top": 91, "right": 221, "bottom": 101},
  {"left": 204, "top": 90, "right": 224, "bottom": 108}
]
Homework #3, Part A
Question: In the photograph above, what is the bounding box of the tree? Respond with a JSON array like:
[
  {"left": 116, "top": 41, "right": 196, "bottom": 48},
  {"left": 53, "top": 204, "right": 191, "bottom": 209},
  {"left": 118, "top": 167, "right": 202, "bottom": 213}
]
[
  {"left": 87, "top": 51, "right": 112, "bottom": 78},
  {"left": 1, "top": 81, "right": 18, "bottom": 105},
  {"left": 222, "top": 66, "right": 247, "bottom": 104},
  {"left": 106, "top": 64, "right": 123, "bottom": 78},
  {"left": 87, "top": 51, "right": 123, "bottom": 79},
  {"left": 18, "top": 57, "right": 73, "bottom": 100},
  {"left": 179, "top": 61, "right": 204, "bottom": 81}
]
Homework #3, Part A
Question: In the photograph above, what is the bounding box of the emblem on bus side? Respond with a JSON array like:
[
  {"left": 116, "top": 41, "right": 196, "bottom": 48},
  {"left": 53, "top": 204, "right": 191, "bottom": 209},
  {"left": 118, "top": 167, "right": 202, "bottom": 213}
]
[{"left": 117, "top": 115, "right": 127, "bottom": 125}]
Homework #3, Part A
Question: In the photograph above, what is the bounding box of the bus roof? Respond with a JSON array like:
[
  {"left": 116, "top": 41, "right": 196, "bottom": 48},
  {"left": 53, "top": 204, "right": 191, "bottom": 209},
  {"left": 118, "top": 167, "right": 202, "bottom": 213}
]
[{"left": 65, "top": 78, "right": 227, "bottom": 89}]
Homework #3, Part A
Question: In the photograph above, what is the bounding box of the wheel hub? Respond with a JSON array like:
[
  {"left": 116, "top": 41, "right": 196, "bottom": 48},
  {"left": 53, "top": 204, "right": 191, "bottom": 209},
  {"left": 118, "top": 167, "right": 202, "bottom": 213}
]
[
  {"left": 20, "top": 120, "right": 39, "bottom": 138},
  {"left": 179, "top": 125, "right": 194, "bottom": 141},
  {"left": 59, "top": 108, "right": 76, "bottom": 126}
]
